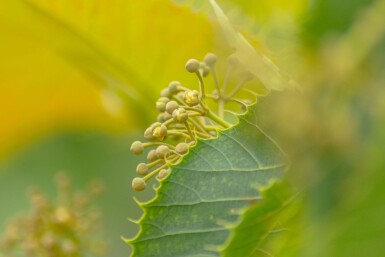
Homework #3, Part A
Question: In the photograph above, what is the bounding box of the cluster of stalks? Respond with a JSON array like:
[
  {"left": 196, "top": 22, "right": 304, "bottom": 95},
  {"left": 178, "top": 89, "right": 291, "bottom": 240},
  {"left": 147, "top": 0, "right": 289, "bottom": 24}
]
[
  {"left": 130, "top": 53, "right": 255, "bottom": 191},
  {"left": 0, "top": 173, "right": 106, "bottom": 257}
]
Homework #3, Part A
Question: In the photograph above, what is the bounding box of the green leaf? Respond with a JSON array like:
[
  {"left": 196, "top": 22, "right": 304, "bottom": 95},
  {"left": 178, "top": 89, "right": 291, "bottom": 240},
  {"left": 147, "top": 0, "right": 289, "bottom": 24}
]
[
  {"left": 220, "top": 182, "right": 303, "bottom": 257},
  {"left": 127, "top": 105, "right": 287, "bottom": 257}
]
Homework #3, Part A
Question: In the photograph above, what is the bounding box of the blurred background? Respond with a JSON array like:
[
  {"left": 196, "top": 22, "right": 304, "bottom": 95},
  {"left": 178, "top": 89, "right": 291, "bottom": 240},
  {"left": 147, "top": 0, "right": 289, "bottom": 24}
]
[{"left": 1, "top": 0, "right": 384, "bottom": 256}]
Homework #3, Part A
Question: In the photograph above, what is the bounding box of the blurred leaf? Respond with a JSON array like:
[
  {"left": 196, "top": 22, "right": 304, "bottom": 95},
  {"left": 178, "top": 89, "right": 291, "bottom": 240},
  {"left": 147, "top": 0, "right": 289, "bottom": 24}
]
[
  {"left": 128, "top": 105, "right": 287, "bottom": 256},
  {"left": 0, "top": 0, "right": 215, "bottom": 158},
  {"left": 221, "top": 182, "right": 303, "bottom": 257}
]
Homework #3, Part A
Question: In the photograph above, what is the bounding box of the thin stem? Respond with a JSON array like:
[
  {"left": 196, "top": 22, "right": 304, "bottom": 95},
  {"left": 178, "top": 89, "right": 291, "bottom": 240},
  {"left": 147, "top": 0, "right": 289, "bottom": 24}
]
[
  {"left": 207, "top": 110, "right": 231, "bottom": 128},
  {"left": 167, "top": 130, "right": 192, "bottom": 140},
  {"left": 188, "top": 118, "right": 212, "bottom": 136},
  {"left": 147, "top": 159, "right": 163, "bottom": 169},
  {"left": 222, "top": 62, "right": 232, "bottom": 92},
  {"left": 211, "top": 66, "right": 221, "bottom": 97},
  {"left": 143, "top": 142, "right": 175, "bottom": 149},
  {"left": 195, "top": 71, "right": 206, "bottom": 99},
  {"left": 227, "top": 76, "right": 250, "bottom": 98},
  {"left": 183, "top": 121, "right": 195, "bottom": 141},
  {"left": 143, "top": 163, "right": 168, "bottom": 181}
]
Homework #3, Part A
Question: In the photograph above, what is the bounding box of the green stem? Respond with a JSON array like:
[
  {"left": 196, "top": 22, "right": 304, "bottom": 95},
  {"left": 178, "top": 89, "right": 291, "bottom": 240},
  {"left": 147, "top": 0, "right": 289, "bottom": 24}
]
[{"left": 207, "top": 110, "right": 231, "bottom": 128}]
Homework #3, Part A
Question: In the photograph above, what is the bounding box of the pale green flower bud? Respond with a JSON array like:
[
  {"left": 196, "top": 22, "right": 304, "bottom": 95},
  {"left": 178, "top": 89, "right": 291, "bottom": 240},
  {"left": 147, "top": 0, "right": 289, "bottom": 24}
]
[
  {"left": 147, "top": 150, "right": 158, "bottom": 162},
  {"left": 204, "top": 53, "right": 217, "bottom": 66},
  {"left": 172, "top": 108, "right": 188, "bottom": 122},
  {"left": 130, "top": 141, "right": 144, "bottom": 155},
  {"left": 175, "top": 142, "right": 189, "bottom": 155},
  {"left": 165, "top": 100, "right": 179, "bottom": 114},
  {"left": 185, "top": 59, "right": 200, "bottom": 73},
  {"left": 132, "top": 177, "right": 146, "bottom": 191},
  {"left": 183, "top": 90, "right": 200, "bottom": 106},
  {"left": 156, "top": 145, "right": 170, "bottom": 158},
  {"left": 168, "top": 81, "right": 180, "bottom": 94},
  {"left": 136, "top": 163, "right": 149, "bottom": 176},
  {"left": 156, "top": 97, "right": 170, "bottom": 112}
]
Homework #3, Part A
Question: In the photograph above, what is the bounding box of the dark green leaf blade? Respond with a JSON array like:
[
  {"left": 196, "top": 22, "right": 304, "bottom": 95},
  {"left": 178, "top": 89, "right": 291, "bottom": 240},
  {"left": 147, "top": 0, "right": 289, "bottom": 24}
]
[{"left": 128, "top": 105, "right": 287, "bottom": 257}]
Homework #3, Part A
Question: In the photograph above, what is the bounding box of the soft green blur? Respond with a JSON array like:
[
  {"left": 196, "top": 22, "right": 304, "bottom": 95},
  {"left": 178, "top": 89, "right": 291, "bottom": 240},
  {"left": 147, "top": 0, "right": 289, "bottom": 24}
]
[{"left": 1, "top": 0, "right": 385, "bottom": 256}]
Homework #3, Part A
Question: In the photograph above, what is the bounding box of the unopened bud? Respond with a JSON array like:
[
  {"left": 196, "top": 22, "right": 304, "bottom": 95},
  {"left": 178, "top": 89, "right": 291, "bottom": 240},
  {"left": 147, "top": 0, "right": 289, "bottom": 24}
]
[
  {"left": 175, "top": 142, "right": 189, "bottom": 155},
  {"left": 165, "top": 100, "right": 179, "bottom": 114},
  {"left": 204, "top": 53, "right": 217, "bottom": 66},
  {"left": 168, "top": 81, "right": 180, "bottom": 94},
  {"left": 201, "top": 64, "right": 210, "bottom": 77},
  {"left": 144, "top": 127, "right": 155, "bottom": 140},
  {"left": 185, "top": 59, "right": 200, "bottom": 73},
  {"left": 160, "top": 88, "right": 171, "bottom": 98},
  {"left": 157, "top": 169, "right": 170, "bottom": 180},
  {"left": 183, "top": 90, "right": 200, "bottom": 106},
  {"left": 156, "top": 145, "right": 170, "bottom": 158},
  {"left": 130, "top": 141, "right": 144, "bottom": 155},
  {"left": 132, "top": 177, "right": 146, "bottom": 191},
  {"left": 163, "top": 111, "right": 172, "bottom": 121},
  {"left": 156, "top": 97, "right": 170, "bottom": 112},
  {"left": 152, "top": 124, "right": 167, "bottom": 140},
  {"left": 136, "top": 163, "right": 149, "bottom": 176},
  {"left": 147, "top": 150, "right": 158, "bottom": 162},
  {"left": 172, "top": 108, "right": 188, "bottom": 122}
]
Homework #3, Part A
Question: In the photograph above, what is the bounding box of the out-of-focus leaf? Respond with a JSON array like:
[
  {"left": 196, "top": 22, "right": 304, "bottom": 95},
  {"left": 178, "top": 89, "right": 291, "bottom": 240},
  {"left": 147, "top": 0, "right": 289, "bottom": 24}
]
[
  {"left": 209, "top": 0, "right": 297, "bottom": 92},
  {"left": 0, "top": 0, "right": 215, "bottom": 158},
  {"left": 221, "top": 182, "right": 303, "bottom": 257}
]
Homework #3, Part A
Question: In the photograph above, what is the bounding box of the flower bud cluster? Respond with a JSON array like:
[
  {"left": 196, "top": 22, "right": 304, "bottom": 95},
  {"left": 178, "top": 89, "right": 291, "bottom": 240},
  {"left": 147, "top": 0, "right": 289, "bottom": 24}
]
[
  {"left": 130, "top": 53, "right": 256, "bottom": 192},
  {"left": 0, "top": 173, "right": 106, "bottom": 257}
]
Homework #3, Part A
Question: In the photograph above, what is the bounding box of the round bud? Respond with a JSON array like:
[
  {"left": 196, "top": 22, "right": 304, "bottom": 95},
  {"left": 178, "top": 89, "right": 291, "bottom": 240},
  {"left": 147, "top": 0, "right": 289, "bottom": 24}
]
[
  {"left": 163, "top": 111, "right": 172, "bottom": 121},
  {"left": 152, "top": 124, "right": 167, "bottom": 140},
  {"left": 130, "top": 141, "right": 144, "bottom": 155},
  {"left": 175, "top": 142, "right": 189, "bottom": 155},
  {"left": 165, "top": 100, "right": 179, "bottom": 115},
  {"left": 156, "top": 145, "right": 170, "bottom": 158},
  {"left": 157, "top": 113, "right": 165, "bottom": 122},
  {"left": 147, "top": 150, "right": 158, "bottom": 162},
  {"left": 168, "top": 81, "right": 180, "bottom": 94},
  {"left": 156, "top": 97, "right": 170, "bottom": 112},
  {"left": 172, "top": 108, "right": 188, "bottom": 122},
  {"left": 144, "top": 127, "right": 155, "bottom": 140},
  {"left": 136, "top": 163, "right": 149, "bottom": 176},
  {"left": 132, "top": 177, "right": 146, "bottom": 191},
  {"left": 160, "top": 88, "right": 171, "bottom": 98},
  {"left": 202, "top": 65, "right": 210, "bottom": 77},
  {"left": 204, "top": 53, "right": 217, "bottom": 66},
  {"left": 183, "top": 90, "right": 200, "bottom": 107},
  {"left": 185, "top": 59, "right": 200, "bottom": 73},
  {"left": 157, "top": 169, "right": 170, "bottom": 180}
]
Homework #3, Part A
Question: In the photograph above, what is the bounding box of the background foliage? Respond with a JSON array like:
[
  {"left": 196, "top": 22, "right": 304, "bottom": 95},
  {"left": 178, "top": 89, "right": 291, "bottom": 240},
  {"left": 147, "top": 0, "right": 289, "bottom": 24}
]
[{"left": 1, "top": 0, "right": 385, "bottom": 256}]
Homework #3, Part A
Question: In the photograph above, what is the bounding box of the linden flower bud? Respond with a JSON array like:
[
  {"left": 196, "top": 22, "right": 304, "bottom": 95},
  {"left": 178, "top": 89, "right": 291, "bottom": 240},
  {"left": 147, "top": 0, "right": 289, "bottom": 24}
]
[
  {"left": 202, "top": 65, "right": 210, "bottom": 77},
  {"left": 130, "top": 141, "right": 144, "bottom": 155},
  {"left": 160, "top": 88, "right": 171, "bottom": 98},
  {"left": 168, "top": 81, "right": 180, "bottom": 94},
  {"left": 165, "top": 100, "right": 179, "bottom": 114},
  {"left": 185, "top": 59, "right": 200, "bottom": 73},
  {"left": 204, "top": 53, "right": 217, "bottom": 66},
  {"left": 175, "top": 142, "right": 189, "bottom": 155},
  {"left": 144, "top": 127, "right": 155, "bottom": 140},
  {"left": 136, "top": 163, "right": 149, "bottom": 176},
  {"left": 156, "top": 145, "right": 170, "bottom": 158},
  {"left": 152, "top": 124, "right": 167, "bottom": 140},
  {"left": 184, "top": 90, "right": 200, "bottom": 106},
  {"left": 157, "top": 113, "right": 165, "bottom": 122},
  {"left": 132, "top": 177, "right": 146, "bottom": 191},
  {"left": 163, "top": 111, "right": 172, "bottom": 121},
  {"left": 157, "top": 169, "right": 170, "bottom": 180},
  {"left": 156, "top": 97, "right": 170, "bottom": 112},
  {"left": 172, "top": 108, "right": 188, "bottom": 122},
  {"left": 147, "top": 149, "right": 158, "bottom": 162}
]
